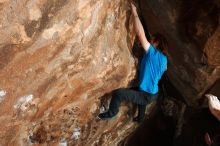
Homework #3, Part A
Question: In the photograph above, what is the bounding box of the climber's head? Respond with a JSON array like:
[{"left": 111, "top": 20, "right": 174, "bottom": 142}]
[{"left": 150, "top": 33, "right": 169, "bottom": 56}]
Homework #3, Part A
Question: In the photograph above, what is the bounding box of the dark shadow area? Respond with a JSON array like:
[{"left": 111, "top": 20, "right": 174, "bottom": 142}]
[
  {"left": 123, "top": 106, "right": 176, "bottom": 146},
  {"left": 204, "top": 78, "right": 220, "bottom": 98},
  {"left": 196, "top": 78, "right": 220, "bottom": 107},
  {"left": 158, "top": 73, "right": 187, "bottom": 104},
  {"left": 177, "top": 0, "right": 219, "bottom": 63},
  {"left": 123, "top": 75, "right": 220, "bottom": 146},
  {"left": 174, "top": 108, "right": 220, "bottom": 146}
]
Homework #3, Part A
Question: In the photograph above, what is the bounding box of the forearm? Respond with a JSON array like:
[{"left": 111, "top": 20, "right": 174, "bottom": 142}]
[
  {"left": 132, "top": 12, "right": 145, "bottom": 37},
  {"left": 131, "top": 6, "right": 150, "bottom": 51}
]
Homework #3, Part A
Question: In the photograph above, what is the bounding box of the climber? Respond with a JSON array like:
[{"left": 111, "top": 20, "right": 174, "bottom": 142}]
[{"left": 98, "top": 3, "right": 168, "bottom": 123}]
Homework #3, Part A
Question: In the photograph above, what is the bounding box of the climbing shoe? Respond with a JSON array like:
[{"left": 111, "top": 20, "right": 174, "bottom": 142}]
[
  {"left": 133, "top": 116, "right": 144, "bottom": 124},
  {"left": 98, "top": 111, "right": 116, "bottom": 120}
]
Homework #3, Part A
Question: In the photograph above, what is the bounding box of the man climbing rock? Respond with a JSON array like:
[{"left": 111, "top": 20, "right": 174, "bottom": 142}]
[{"left": 98, "top": 3, "right": 168, "bottom": 123}]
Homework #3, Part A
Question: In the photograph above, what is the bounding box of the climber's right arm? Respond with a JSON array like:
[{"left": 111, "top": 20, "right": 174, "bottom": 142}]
[{"left": 131, "top": 3, "right": 150, "bottom": 52}]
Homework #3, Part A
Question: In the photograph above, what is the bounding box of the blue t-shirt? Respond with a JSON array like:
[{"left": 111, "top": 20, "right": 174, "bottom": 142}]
[{"left": 139, "top": 44, "right": 167, "bottom": 94}]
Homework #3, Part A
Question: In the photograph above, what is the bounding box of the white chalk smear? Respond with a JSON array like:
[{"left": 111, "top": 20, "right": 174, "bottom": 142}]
[
  {"left": 14, "top": 94, "right": 33, "bottom": 110},
  {"left": 71, "top": 128, "right": 81, "bottom": 140},
  {"left": 0, "top": 90, "right": 6, "bottom": 103},
  {"left": 59, "top": 137, "right": 67, "bottom": 146},
  {"left": 0, "top": 90, "right": 6, "bottom": 97}
]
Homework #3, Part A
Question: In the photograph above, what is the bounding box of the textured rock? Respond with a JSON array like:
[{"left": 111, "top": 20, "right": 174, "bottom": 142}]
[
  {"left": 139, "top": 0, "right": 220, "bottom": 105},
  {"left": 0, "top": 0, "right": 138, "bottom": 145},
  {"left": 0, "top": 0, "right": 219, "bottom": 145}
]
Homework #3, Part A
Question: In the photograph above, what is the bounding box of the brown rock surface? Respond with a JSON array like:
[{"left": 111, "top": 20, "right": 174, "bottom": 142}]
[
  {"left": 0, "top": 0, "right": 138, "bottom": 145},
  {"left": 0, "top": 0, "right": 219, "bottom": 145}
]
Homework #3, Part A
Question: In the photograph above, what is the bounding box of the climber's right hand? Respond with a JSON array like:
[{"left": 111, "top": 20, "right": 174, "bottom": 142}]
[{"left": 130, "top": 3, "right": 138, "bottom": 16}]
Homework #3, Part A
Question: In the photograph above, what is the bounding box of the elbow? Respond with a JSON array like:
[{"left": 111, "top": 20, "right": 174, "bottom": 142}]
[
  {"left": 136, "top": 31, "right": 144, "bottom": 40},
  {"left": 137, "top": 32, "right": 148, "bottom": 46},
  {"left": 134, "top": 27, "right": 141, "bottom": 36}
]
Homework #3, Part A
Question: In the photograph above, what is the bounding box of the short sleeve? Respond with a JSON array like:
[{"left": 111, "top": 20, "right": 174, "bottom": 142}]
[
  {"left": 145, "top": 44, "right": 156, "bottom": 56},
  {"left": 160, "top": 54, "right": 168, "bottom": 72}
]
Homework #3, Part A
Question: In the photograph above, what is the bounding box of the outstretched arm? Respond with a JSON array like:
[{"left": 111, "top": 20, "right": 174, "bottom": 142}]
[
  {"left": 206, "top": 94, "right": 220, "bottom": 122},
  {"left": 131, "top": 3, "right": 150, "bottom": 52}
]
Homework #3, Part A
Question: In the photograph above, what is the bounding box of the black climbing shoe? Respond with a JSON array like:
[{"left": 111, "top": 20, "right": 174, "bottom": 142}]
[
  {"left": 98, "top": 111, "right": 115, "bottom": 120},
  {"left": 133, "top": 116, "right": 144, "bottom": 124}
]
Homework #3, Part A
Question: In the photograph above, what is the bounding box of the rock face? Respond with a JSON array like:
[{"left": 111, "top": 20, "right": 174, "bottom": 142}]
[
  {"left": 0, "top": 0, "right": 137, "bottom": 145},
  {"left": 139, "top": 0, "right": 220, "bottom": 105},
  {"left": 0, "top": 0, "right": 219, "bottom": 145}
]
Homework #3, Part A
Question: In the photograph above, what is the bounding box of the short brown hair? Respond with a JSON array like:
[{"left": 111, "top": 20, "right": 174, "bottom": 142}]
[{"left": 151, "top": 33, "right": 169, "bottom": 56}]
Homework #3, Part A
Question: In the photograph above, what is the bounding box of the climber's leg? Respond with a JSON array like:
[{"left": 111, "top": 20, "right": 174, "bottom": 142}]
[{"left": 98, "top": 88, "right": 156, "bottom": 120}]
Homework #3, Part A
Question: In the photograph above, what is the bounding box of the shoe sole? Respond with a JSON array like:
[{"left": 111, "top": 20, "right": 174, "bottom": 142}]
[{"left": 97, "top": 115, "right": 117, "bottom": 121}]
